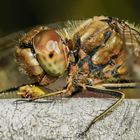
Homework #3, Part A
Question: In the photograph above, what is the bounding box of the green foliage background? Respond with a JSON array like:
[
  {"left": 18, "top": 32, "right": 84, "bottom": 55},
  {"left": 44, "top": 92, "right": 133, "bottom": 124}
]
[{"left": 0, "top": 0, "right": 139, "bottom": 33}]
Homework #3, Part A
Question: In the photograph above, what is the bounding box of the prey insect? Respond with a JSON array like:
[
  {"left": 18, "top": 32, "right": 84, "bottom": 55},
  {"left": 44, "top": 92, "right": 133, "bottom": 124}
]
[{"left": 0, "top": 16, "right": 140, "bottom": 136}]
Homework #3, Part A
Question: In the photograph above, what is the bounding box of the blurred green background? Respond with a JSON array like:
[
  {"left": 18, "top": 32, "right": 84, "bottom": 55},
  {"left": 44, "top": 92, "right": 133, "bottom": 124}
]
[{"left": 0, "top": 0, "right": 139, "bottom": 34}]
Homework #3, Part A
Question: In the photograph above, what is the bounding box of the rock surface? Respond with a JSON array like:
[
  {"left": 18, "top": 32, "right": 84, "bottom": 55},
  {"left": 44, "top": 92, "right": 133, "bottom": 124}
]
[{"left": 0, "top": 98, "right": 139, "bottom": 140}]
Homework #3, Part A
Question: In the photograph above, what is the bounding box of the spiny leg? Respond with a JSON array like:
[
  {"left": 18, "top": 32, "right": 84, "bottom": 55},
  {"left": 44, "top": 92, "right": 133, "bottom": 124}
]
[
  {"left": 28, "top": 89, "right": 67, "bottom": 101},
  {"left": 102, "top": 82, "right": 138, "bottom": 89},
  {"left": 78, "top": 85, "right": 125, "bottom": 137}
]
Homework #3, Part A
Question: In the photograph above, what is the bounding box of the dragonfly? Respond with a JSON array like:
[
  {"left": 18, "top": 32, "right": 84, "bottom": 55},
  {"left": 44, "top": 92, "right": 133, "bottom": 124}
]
[{"left": 0, "top": 16, "right": 140, "bottom": 136}]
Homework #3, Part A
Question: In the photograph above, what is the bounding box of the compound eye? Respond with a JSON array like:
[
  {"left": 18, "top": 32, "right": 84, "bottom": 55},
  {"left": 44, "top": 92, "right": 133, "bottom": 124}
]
[{"left": 33, "top": 29, "right": 69, "bottom": 76}]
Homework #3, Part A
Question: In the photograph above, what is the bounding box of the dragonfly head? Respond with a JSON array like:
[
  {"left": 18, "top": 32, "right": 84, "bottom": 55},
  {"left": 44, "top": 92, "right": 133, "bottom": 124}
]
[{"left": 15, "top": 26, "right": 69, "bottom": 84}]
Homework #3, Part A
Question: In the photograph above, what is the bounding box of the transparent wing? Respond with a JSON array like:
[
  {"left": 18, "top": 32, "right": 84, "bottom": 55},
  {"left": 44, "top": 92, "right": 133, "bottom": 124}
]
[
  {"left": 0, "top": 31, "right": 33, "bottom": 90},
  {"left": 122, "top": 23, "right": 140, "bottom": 80},
  {"left": 123, "top": 24, "right": 140, "bottom": 52}
]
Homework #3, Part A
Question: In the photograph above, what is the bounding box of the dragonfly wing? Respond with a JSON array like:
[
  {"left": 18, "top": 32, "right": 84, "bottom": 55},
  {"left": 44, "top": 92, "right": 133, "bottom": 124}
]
[{"left": 0, "top": 31, "right": 33, "bottom": 90}]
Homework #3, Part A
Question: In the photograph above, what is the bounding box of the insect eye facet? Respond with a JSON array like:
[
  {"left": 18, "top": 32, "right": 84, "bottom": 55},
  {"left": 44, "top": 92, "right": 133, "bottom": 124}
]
[{"left": 33, "top": 29, "right": 69, "bottom": 76}]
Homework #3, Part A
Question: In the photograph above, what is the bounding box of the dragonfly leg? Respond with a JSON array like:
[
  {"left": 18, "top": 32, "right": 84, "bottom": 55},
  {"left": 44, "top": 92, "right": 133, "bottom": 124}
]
[
  {"left": 102, "top": 82, "right": 138, "bottom": 89},
  {"left": 78, "top": 85, "right": 125, "bottom": 137},
  {"left": 17, "top": 84, "right": 67, "bottom": 101}
]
